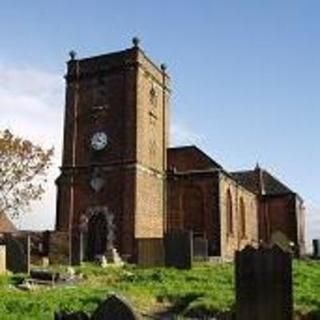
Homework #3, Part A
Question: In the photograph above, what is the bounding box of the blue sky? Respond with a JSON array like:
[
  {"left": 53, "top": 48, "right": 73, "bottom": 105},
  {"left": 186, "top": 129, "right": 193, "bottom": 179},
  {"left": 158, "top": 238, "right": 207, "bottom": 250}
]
[{"left": 0, "top": 1, "right": 319, "bottom": 242}]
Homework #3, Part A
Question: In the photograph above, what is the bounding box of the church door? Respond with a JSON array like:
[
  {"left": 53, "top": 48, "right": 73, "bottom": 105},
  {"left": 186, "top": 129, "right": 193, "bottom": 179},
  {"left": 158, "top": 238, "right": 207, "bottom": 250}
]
[{"left": 87, "top": 212, "right": 108, "bottom": 260}]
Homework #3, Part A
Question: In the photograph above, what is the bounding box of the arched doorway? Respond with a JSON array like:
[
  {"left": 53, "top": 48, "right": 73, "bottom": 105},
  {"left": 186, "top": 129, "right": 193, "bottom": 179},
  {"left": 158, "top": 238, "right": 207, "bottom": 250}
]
[{"left": 87, "top": 211, "right": 108, "bottom": 260}]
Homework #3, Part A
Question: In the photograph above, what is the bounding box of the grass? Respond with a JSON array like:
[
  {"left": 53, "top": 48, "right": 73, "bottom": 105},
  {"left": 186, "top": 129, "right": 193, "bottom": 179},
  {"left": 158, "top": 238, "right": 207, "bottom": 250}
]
[{"left": 0, "top": 260, "right": 319, "bottom": 319}]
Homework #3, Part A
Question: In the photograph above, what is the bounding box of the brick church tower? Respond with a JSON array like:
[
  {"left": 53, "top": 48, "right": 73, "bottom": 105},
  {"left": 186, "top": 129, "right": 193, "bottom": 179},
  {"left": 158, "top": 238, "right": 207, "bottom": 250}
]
[{"left": 56, "top": 39, "right": 170, "bottom": 260}]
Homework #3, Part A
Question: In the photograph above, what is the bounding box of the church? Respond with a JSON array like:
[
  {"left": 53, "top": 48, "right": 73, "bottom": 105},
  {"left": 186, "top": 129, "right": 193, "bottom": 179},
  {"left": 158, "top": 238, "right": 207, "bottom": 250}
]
[{"left": 55, "top": 38, "right": 305, "bottom": 261}]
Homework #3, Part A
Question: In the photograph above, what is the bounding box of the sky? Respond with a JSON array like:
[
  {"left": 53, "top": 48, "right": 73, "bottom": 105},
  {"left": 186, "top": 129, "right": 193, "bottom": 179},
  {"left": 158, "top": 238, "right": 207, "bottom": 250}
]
[{"left": 0, "top": 0, "right": 319, "bottom": 248}]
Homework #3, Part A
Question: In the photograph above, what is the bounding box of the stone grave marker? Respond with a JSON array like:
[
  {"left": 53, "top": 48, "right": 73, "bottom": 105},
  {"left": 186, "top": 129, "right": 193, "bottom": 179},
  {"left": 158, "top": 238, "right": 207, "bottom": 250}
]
[
  {"left": 193, "top": 237, "right": 208, "bottom": 262},
  {"left": 236, "top": 245, "right": 293, "bottom": 320},
  {"left": 91, "top": 294, "right": 140, "bottom": 320},
  {"left": 4, "top": 233, "right": 30, "bottom": 273},
  {"left": 54, "top": 294, "right": 140, "bottom": 320},
  {"left": 312, "top": 239, "right": 320, "bottom": 259},
  {"left": 164, "top": 230, "right": 193, "bottom": 269}
]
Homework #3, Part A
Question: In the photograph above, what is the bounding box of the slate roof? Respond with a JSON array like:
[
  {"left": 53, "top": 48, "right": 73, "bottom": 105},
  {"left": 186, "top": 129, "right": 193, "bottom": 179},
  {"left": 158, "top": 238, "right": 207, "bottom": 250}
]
[
  {"left": 231, "top": 168, "right": 294, "bottom": 196},
  {"left": 168, "top": 145, "right": 223, "bottom": 171},
  {"left": 0, "top": 213, "right": 17, "bottom": 233}
]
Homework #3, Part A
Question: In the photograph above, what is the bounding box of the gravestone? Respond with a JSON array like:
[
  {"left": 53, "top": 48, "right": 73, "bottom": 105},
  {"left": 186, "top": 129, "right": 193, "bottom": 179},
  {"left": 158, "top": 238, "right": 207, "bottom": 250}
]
[
  {"left": 54, "top": 294, "right": 140, "bottom": 320},
  {"left": 236, "top": 245, "right": 293, "bottom": 320},
  {"left": 0, "top": 245, "right": 6, "bottom": 274},
  {"left": 193, "top": 237, "right": 208, "bottom": 262},
  {"left": 4, "top": 234, "right": 30, "bottom": 273},
  {"left": 312, "top": 239, "right": 320, "bottom": 259},
  {"left": 164, "top": 230, "right": 193, "bottom": 269},
  {"left": 91, "top": 294, "right": 140, "bottom": 320}
]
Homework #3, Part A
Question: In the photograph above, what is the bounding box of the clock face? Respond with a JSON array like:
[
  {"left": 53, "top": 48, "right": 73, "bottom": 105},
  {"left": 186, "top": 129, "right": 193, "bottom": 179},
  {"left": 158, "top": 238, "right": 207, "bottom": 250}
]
[{"left": 91, "top": 132, "right": 108, "bottom": 151}]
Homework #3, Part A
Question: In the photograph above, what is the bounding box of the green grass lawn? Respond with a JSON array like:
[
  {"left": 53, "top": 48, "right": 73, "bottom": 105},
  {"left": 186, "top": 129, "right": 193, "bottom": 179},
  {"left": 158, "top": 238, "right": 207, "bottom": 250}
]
[{"left": 0, "top": 260, "right": 319, "bottom": 319}]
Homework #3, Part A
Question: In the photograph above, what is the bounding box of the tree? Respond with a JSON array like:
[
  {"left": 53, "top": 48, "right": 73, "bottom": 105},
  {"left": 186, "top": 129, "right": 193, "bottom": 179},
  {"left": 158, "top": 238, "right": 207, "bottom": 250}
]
[{"left": 0, "top": 129, "right": 54, "bottom": 219}]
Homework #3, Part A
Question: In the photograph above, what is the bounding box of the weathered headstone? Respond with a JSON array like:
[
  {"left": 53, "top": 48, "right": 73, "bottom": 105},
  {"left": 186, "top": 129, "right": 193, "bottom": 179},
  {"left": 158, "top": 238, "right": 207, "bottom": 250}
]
[
  {"left": 91, "top": 294, "right": 140, "bottom": 320},
  {"left": 236, "top": 245, "right": 293, "bottom": 320},
  {"left": 4, "top": 233, "right": 30, "bottom": 273},
  {"left": 164, "top": 230, "right": 193, "bottom": 269},
  {"left": 312, "top": 239, "right": 320, "bottom": 259},
  {"left": 54, "top": 295, "right": 140, "bottom": 320},
  {"left": 0, "top": 245, "right": 6, "bottom": 274},
  {"left": 193, "top": 237, "right": 208, "bottom": 262}
]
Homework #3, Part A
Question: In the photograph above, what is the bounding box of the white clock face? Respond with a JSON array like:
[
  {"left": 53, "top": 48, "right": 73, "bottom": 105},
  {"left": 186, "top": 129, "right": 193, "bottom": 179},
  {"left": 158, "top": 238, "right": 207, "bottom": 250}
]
[{"left": 91, "top": 132, "right": 108, "bottom": 151}]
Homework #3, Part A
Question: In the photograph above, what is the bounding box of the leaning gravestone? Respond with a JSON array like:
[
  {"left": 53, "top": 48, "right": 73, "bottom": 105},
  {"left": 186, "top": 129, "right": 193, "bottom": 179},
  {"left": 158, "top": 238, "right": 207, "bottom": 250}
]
[
  {"left": 54, "top": 294, "right": 140, "bottom": 320},
  {"left": 164, "top": 230, "right": 193, "bottom": 269},
  {"left": 4, "top": 233, "right": 30, "bottom": 274},
  {"left": 91, "top": 294, "right": 140, "bottom": 320},
  {"left": 236, "top": 245, "right": 293, "bottom": 320}
]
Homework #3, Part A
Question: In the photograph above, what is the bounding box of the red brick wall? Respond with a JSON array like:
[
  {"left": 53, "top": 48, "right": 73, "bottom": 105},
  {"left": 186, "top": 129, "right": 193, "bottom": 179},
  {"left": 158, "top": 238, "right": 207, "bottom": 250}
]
[
  {"left": 167, "top": 172, "right": 221, "bottom": 256},
  {"left": 168, "top": 147, "right": 221, "bottom": 172},
  {"left": 259, "top": 194, "right": 298, "bottom": 246},
  {"left": 56, "top": 46, "right": 170, "bottom": 260}
]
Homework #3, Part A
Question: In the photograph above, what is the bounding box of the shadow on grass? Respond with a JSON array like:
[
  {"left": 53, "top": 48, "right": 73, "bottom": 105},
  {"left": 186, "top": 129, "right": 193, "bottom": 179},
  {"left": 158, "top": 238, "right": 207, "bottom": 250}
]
[{"left": 154, "top": 292, "right": 235, "bottom": 319}]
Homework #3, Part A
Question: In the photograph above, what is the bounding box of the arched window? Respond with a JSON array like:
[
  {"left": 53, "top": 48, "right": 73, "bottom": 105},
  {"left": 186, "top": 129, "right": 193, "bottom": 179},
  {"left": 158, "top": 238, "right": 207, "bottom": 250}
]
[
  {"left": 226, "top": 189, "right": 233, "bottom": 235},
  {"left": 240, "top": 197, "right": 246, "bottom": 238}
]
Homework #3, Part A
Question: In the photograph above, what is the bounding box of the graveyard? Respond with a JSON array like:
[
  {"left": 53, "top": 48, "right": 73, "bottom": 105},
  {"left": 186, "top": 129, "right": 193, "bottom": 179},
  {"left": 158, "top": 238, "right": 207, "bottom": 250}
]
[
  {"left": 0, "top": 6, "right": 319, "bottom": 319},
  {"left": 0, "top": 259, "right": 319, "bottom": 319}
]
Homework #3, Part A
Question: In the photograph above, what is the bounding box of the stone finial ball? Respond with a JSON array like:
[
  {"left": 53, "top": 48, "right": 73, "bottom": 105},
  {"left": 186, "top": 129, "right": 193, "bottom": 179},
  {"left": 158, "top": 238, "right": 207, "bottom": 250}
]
[
  {"left": 132, "top": 37, "right": 140, "bottom": 47},
  {"left": 160, "top": 63, "right": 167, "bottom": 71},
  {"left": 69, "top": 50, "right": 77, "bottom": 60}
]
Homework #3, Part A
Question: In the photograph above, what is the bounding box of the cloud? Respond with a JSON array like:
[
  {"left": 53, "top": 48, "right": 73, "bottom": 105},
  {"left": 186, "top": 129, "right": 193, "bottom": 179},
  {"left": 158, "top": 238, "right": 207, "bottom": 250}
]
[
  {"left": 0, "top": 64, "right": 64, "bottom": 230},
  {"left": 170, "top": 121, "right": 207, "bottom": 147}
]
